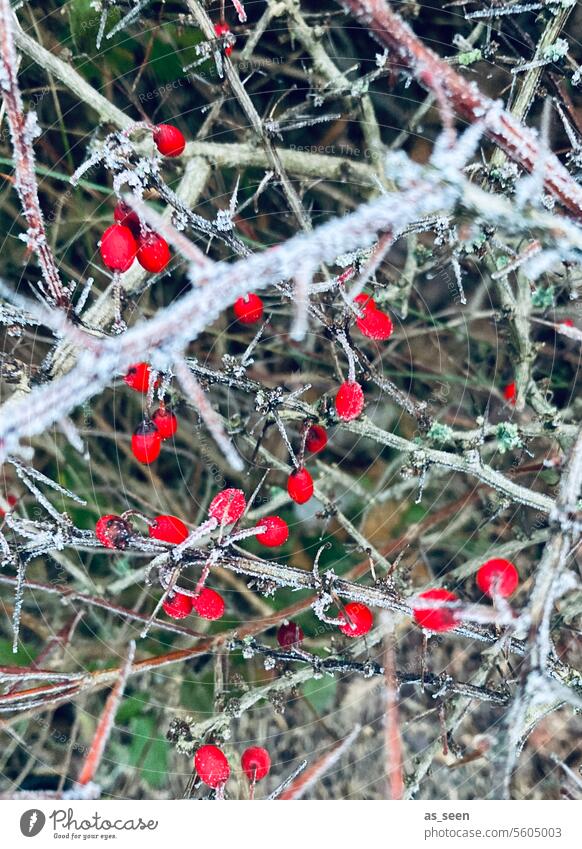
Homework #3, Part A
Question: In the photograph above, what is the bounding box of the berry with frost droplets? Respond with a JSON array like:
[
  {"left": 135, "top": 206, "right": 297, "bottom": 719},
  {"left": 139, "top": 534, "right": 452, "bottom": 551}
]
[
  {"left": 100, "top": 224, "right": 137, "bottom": 272},
  {"left": 338, "top": 602, "right": 373, "bottom": 637},
  {"left": 503, "top": 381, "right": 516, "bottom": 405},
  {"left": 149, "top": 515, "right": 189, "bottom": 544},
  {"left": 234, "top": 293, "right": 263, "bottom": 324},
  {"left": 192, "top": 588, "right": 225, "bottom": 621},
  {"left": 208, "top": 488, "right": 246, "bottom": 524},
  {"left": 277, "top": 621, "right": 304, "bottom": 648},
  {"left": 194, "top": 745, "right": 230, "bottom": 788},
  {"left": 241, "top": 747, "right": 271, "bottom": 783},
  {"left": 354, "top": 294, "right": 393, "bottom": 341},
  {"left": 413, "top": 588, "right": 459, "bottom": 632},
  {"left": 476, "top": 558, "right": 518, "bottom": 599},
  {"left": 335, "top": 381, "right": 364, "bottom": 421},
  {"left": 152, "top": 407, "right": 178, "bottom": 440},
  {"left": 137, "top": 232, "right": 170, "bottom": 273},
  {"left": 95, "top": 515, "right": 132, "bottom": 550},
  {"left": 153, "top": 124, "right": 186, "bottom": 157},
  {"left": 256, "top": 516, "right": 289, "bottom": 546},
  {"left": 131, "top": 420, "right": 161, "bottom": 464},
  {"left": 215, "top": 21, "right": 234, "bottom": 56},
  {"left": 305, "top": 424, "right": 327, "bottom": 454},
  {"left": 123, "top": 362, "right": 152, "bottom": 393},
  {"left": 287, "top": 467, "right": 314, "bottom": 504},
  {"left": 163, "top": 592, "right": 193, "bottom": 619}
]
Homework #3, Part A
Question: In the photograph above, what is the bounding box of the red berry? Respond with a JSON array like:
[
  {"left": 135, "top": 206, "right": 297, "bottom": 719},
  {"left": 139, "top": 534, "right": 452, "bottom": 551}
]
[
  {"left": 131, "top": 420, "right": 161, "bottom": 464},
  {"left": 214, "top": 21, "right": 234, "bottom": 57},
  {"left": 561, "top": 319, "right": 574, "bottom": 328},
  {"left": 192, "top": 587, "right": 225, "bottom": 621},
  {"left": 476, "top": 558, "right": 519, "bottom": 599},
  {"left": 123, "top": 362, "right": 152, "bottom": 393},
  {"left": 99, "top": 224, "right": 137, "bottom": 272},
  {"left": 153, "top": 124, "right": 186, "bottom": 157},
  {"left": 354, "top": 294, "right": 393, "bottom": 340},
  {"left": 335, "top": 381, "right": 364, "bottom": 421},
  {"left": 113, "top": 202, "right": 140, "bottom": 235},
  {"left": 195, "top": 745, "right": 230, "bottom": 788},
  {"left": 241, "top": 747, "right": 271, "bottom": 783},
  {"left": 234, "top": 293, "right": 264, "bottom": 324},
  {"left": 305, "top": 424, "right": 328, "bottom": 454},
  {"left": 287, "top": 467, "right": 314, "bottom": 505},
  {"left": 95, "top": 514, "right": 132, "bottom": 550},
  {"left": 277, "top": 621, "right": 304, "bottom": 648},
  {"left": 413, "top": 588, "right": 459, "bottom": 633},
  {"left": 152, "top": 406, "right": 178, "bottom": 440},
  {"left": 162, "top": 591, "right": 193, "bottom": 619},
  {"left": 208, "top": 488, "right": 246, "bottom": 524},
  {"left": 256, "top": 516, "right": 289, "bottom": 547},
  {"left": 0, "top": 494, "right": 18, "bottom": 518},
  {"left": 149, "top": 515, "right": 189, "bottom": 544},
  {"left": 503, "top": 381, "right": 516, "bottom": 405},
  {"left": 136, "top": 232, "right": 170, "bottom": 273},
  {"left": 338, "top": 602, "right": 373, "bottom": 638}
]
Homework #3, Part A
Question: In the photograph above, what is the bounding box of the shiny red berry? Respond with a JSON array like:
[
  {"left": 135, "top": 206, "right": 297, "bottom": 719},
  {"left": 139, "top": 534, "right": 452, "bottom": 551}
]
[
  {"left": 149, "top": 515, "right": 189, "bottom": 544},
  {"left": 503, "top": 381, "right": 516, "bottom": 405},
  {"left": 256, "top": 516, "right": 288, "bottom": 546},
  {"left": 208, "top": 488, "right": 246, "bottom": 524},
  {"left": 287, "top": 467, "right": 314, "bottom": 504},
  {"left": 195, "top": 745, "right": 230, "bottom": 788},
  {"left": 354, "top": 294, "right": 393, "bottom": 340},
  {"left": 163, "top": 591, "right": 193, "bottom": 619},
  {"left": 241, "top": 747, "right": 271, "bottom": 783},
  {"left": 338, "top": 602, "right": 373, "bottom": 638},
  {"left": 136, "top": 232, "right": 170, "bottom": 273},
  {"left": 113, "top": 202, "right": 140, "bottom": 235},
  {"left": 561, "top": 318, "right": 574, "bottom": 328},
  {"left": 153, "top": 124, "right": 186, "bottom": 157},
  {"left": 192, "top": 587, "right": 225, "bottom": 621},
  {"left": 277, "top": 621, "right": 304, "bottom": 648},
  {"left": 335, "top": 381, "right": 364, "bottom": 421},
  {"left": 152, "top": 406, "right": 178, "bottom": 440},
  {"left": 123, "top": 362, "right": 152, "bottom": 393},
  {"left": 476, "top": 558, "right": 519, "bottom": 599},
  {"left": 0, "top": 493, "right": 18, "bottom": 518},
  {"left": 95, "top": 514, "right": 132, "bottom": 550},
  {"left": 413, "top": 588, "right": 459, "bottom": 632},
  {"left": 100, "top": 224, "right": 137, "bottom": 272},
  {"left": 215, "top": 21, "right": 234, "bottom": 57},
  {"left": 234, "top": 293, "right": 263, "bottom": 324},
  {"left": 305, "top": 424, "right": 328, "bottom": 454},
  {"left": 131, "top": 420, "right": 161, "bottom": 464}
]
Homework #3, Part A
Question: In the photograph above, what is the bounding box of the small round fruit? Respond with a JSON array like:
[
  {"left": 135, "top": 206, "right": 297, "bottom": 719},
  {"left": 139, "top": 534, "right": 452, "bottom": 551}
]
[
  {"left": 162, "top": 591, "right": 193, "bottom": 620},
  {"left": 123, "top": 362, "right": 152, "bottom": 393},
  {"left": 335, "top": 381, "right": 364, "bottom": 421},
  {"left": 338, "top": 602, "right": 373, "bottom": 638},
  {"left": 114, "top": 201, "right": 140, "bottom": 235},
  {"left": 194, "top": 745, "right": 230, "bottom": 789},
  {"left": 208, "top": 488, "right": 246, "bottom": 524},
  {"left": 137, "top": 232, "right": 170, "bottom": 273},
  {"left": 503, "top": 381, "right": 516, "bottom": 405},
  {"left": 354, "top": 294, "right": 393, "bottom": 340},
  {"left": 561, "top": 318, "right": 574, "bottom": 328},
  {"left": 192, "top": 587, "right": 225, "bottom": 621},
  {"left": 99, "top": 224, "right": 137, "bottom": 272},
  {"left": 149, "top": 515, "right": 189, "bottom": 544},
  {"left": 95, "top": 514, "right": 132, "bottom": 550},
  {"left": 234, "top": 293, "right": 264, "bottom": 324},
  {"left": 153, "top": 124, "right": 186, "bottom": 157},
  {"left": 476, "top": 558, "right": 519, "bottom": 599},
  {"left": 256, "top": 516, "right": 289, "bottom": 547},
  {"left": 412, "top": 588, "right": 459, "bottom": 633},
  {"left": 305, "top": 424, "right": 328, "bottom": 454},
  {"left": 131, "top": 420, "right": 161, "bottom": 465},
  {"left": 277, "top": 621, "right": 304, "bottom": 648},
  {"left": 241, "top": 747, "right": 271, "bottom": 783},
  {"left": 214, "top": 21, "right": 234, "bottom": 56},
  {"left": 287, "top": 467, "right": 314, "bottom": 505},
  {"left": 152, "top": 407, "right": 178, "bottom": 440},
  {"left": 0, "top": 493, "right": 18, "bottom": 518}
]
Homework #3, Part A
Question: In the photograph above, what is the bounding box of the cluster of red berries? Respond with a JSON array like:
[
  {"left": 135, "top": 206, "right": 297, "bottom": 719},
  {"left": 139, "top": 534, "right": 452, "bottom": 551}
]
[
  {"left": 412, "top": 558, "right": 519, "bottom": 633},
  {"left": 194, "top": 744, "right": 270, "bottom": 791},
  {"left": 122, "top": 362, "right": 178, "bottom": 464},
  {"left": 209, "top": 487, "right": 290, "bottom": 547}
]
